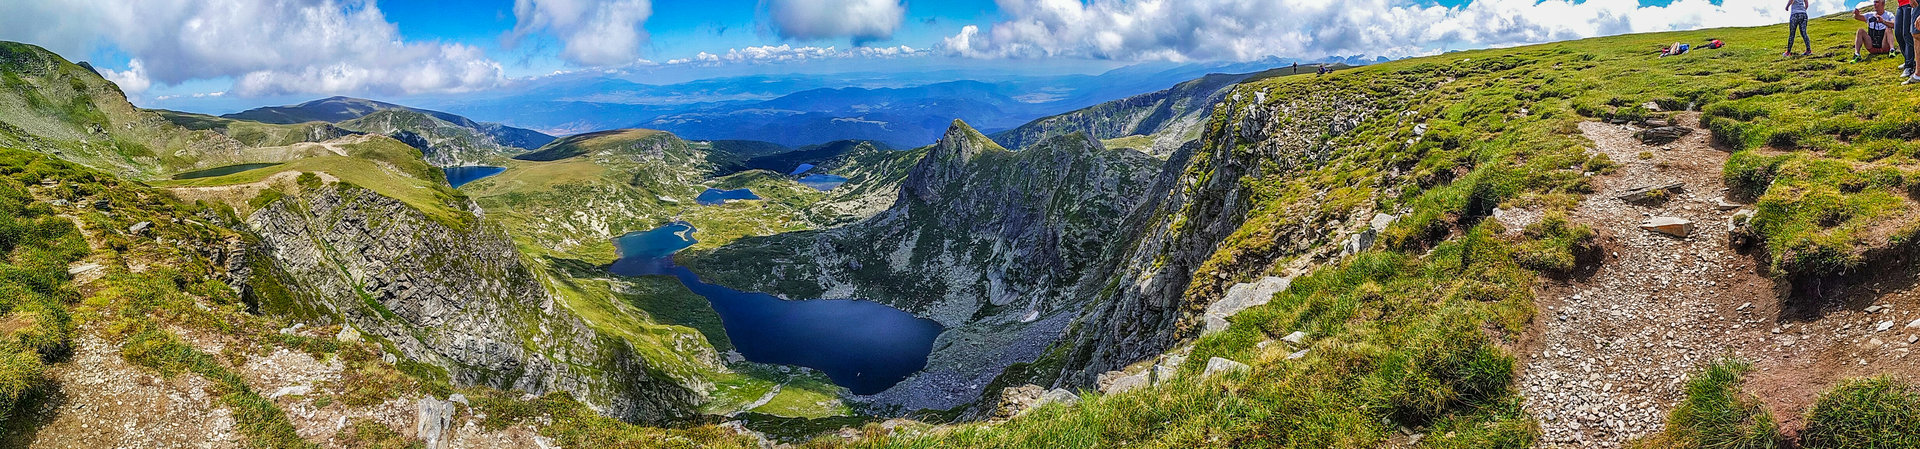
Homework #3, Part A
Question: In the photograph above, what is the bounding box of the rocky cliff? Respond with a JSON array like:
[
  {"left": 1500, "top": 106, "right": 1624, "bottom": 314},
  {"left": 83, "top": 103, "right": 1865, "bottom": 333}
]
[{"left": 247, "top": 186, "right": 706, "bottom": 423}]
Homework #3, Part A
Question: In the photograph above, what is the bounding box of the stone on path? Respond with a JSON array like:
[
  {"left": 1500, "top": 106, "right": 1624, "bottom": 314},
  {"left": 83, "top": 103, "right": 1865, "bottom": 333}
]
[
  {"left": 1641, "top": 216, "right": 1695, "bottom": 237},
  {"left": 1876, "top": 321, "right": 1895, "bottom": 332},
  {"left": 1635, "top": 126, "right": 1693, "bottom": 145}
]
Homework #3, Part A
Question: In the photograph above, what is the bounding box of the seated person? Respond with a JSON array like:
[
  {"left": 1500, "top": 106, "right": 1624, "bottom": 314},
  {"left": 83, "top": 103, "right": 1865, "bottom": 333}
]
[{"left": 1856, "top": 1, "right": 1897, "bottom": 61}]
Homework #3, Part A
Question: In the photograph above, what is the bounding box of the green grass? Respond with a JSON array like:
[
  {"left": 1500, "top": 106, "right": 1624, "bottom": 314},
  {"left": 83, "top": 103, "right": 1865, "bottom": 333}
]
[
  {"left": 1800, "top": 377, "right": 1920, "bottom": 449},
  {"left": 1633, "top": 360, "right": 1779, "bottom": 449},
  {"left": 156, "top": 136, "right": 473, "bottom": 228}
]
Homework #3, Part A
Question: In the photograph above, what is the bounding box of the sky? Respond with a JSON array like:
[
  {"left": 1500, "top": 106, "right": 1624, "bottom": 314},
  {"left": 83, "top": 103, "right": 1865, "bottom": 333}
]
[{"left": 0, "top": 0, "right": 1834, "bottom": 111}]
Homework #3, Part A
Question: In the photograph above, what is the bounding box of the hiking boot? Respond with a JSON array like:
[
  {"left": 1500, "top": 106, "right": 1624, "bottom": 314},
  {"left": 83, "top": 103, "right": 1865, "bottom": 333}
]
[{"left": 1905, "top": 67, "right": 1914, "bottom": 78}]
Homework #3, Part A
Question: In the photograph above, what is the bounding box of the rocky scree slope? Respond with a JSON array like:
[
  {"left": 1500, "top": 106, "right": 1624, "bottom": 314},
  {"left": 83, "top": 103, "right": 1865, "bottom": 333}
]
[{"left": 687, "top": 121, "right": 1165, "bottom": 412}]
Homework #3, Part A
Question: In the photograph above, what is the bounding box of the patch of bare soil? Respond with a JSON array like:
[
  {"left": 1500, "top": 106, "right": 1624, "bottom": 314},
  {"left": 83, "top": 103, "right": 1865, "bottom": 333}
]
[
  {"left": 4, "top": 333, "right": 241, "bottom": 448},
  {"left": 1518, "top": 114, "right": 1920, "bottom": 447}
]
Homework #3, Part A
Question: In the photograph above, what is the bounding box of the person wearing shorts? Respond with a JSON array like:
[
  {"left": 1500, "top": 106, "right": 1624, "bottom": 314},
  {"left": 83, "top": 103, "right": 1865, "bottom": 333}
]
[{"left": 1858, "top": 0, "right": 1899, "bottom": 61}]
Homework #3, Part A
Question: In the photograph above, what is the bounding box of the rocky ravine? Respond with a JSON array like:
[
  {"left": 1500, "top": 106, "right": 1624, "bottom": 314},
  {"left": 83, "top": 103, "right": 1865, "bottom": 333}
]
[{"left": 247, "top": 186, "right": 709, "bottom": 423}]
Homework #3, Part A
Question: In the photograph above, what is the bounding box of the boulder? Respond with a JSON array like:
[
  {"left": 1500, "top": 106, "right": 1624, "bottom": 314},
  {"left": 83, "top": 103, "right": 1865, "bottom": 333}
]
[
  {"left": 417, "top": 397, "right": 454, "bottom": 449},
  {"left": 1097, "top": 370, "right": 1148, "bottom": 394},
  {"left": 128, "top": 221, "right": 151, "bottom": 234},
  {"left": 1370, "top": 213, "right": 1398, "bottom": 231},
  {"left": 1641, "top": 217, "right": 1694, "bottom": 237},
  {"left": 1204, "top": 276, "right": 1292, "bottom": 334},
  {"left": 1286, "top": 349, "right": 1310, "bottom": 360},
  {"left": 1281, "top": 331, "right": 1309, "bottom": 345},
  {"left": 1040, "top": 389, "right": 1079, "bottom": 407},
  {"left": 1202, "top": 357, "right": 1250, "bottom": 377},
  {"left": 993, "top": 385, "right": 1075, "bottom": 418}
]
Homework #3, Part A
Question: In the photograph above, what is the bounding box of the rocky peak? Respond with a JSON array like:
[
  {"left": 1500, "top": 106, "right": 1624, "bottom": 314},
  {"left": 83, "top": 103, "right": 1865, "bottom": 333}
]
[{"left": 901, "top": 120, "right": 1006, "bottom": 204}]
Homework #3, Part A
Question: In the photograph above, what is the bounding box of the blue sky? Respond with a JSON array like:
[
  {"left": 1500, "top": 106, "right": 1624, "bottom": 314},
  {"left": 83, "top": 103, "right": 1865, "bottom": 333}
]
[{"left": 0, "top": 0, "right": 1806, "bottom": 112}]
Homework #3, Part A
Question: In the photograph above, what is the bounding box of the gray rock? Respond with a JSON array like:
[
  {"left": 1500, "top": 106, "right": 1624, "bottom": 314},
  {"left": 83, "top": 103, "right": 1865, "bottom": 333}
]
[
  {"left": 128, "top": 221, "right": 151, "bottom": 234},
  {"left": 1281, "top": 331, "right": 1309, "bottom": 345},
  {"left": 1713, "top": 197, "right": 1742, "bottom": 211},
  {"left": 1877, "top": 321, "right": 1895, "bottom": 332},
  {"left": 1204, "top": 276, "right": 1292, "bottom": 334},
  {"left": 1202, "top": 357, "right": 1250, "bottom": 377},
  {"left": 1370, "top": 213, "right": 1398, "bottom": 231},
  {"left": 417, "top": 397, "right": 454, "bottom": 449},
  {"left": 1908, "top": 318, "right": 1920, "bottom": 329},
  {"left": 335, "top": 326, "right": 361, "bottom": 343},
  {"left": 1287, "top": 349, "right": 1310, "bottom": 360},
  {"left": 1641, "top": 217, "right": 1694, "bottom": 237},
  {"left": 1040, "top": 388, "right": 1079, "bottom": 406},
  {"left": 1865, "top": 305, "right": 1885, "bottom": 314},
  {"left": 1097, "top": 370, "right": 1149, "bottom": 394},
  {"left": 448, "top": 393, "right": 469, "bottom": 407},
  {"left": 1635, "top": 126, "right": 1693, "bottom": 145}
]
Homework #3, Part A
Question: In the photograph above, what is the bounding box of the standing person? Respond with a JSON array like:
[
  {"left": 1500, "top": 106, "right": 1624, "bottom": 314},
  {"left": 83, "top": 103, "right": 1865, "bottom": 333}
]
[
  {"left": 1856, "top": 0, "right": 1898, "bottom": 62},
  {"left": 1786, "top": 0, "right": 1812, "bottom": 56},
  {"left": 1901, "top": 0, "right": 1920, "bottom": 83}
]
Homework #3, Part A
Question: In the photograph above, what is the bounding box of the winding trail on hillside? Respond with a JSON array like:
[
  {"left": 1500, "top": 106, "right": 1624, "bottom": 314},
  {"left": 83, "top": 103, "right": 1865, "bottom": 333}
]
[
  {"left": 1519, "top": 115, "right": 1774, "bottom": 448},
  {"left": 1519, "top": 114, "right": 1920, "bottom": 447}
]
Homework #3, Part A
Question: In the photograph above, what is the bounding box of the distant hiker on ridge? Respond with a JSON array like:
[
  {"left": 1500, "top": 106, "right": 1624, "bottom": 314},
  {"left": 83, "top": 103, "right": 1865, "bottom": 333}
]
[
  {"left": 1855, "top": 0, "right": 1898, "bottom": 62},
  {"left": 1786, "top": 0, "right": 1812, "bottom": 56}
]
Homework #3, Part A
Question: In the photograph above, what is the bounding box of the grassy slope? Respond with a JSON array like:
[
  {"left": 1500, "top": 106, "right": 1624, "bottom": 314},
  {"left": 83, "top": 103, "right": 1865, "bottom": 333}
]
[
  {"left": 0, "top": 42, "right": 243, "bottom": 179},
  {"left": 153, "top": 136, "right": 471, "bottom": 227},
  {"left": 821, "top": 13, "right": 1920, "bottom": 449}
]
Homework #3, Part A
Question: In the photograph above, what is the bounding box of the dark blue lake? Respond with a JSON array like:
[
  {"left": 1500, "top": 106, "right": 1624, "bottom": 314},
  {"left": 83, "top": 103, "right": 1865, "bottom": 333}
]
[
  {"left": 609, "top": 223, "right": 942, "bottom": 395},
  {"left": 798, "top": 174, "right": 849, "bottom": 191},
  {"left": 443, "top": 166, "right": 506, "bottom": 188},
  {"left": 789, "top": 163, "right": 816, "bottom": 175},
  {"left": 695, "top": 188, "right": 761, "bottom": 205},
  {"left": 173, "top": 163, "right": 281, "bottom": 180}
]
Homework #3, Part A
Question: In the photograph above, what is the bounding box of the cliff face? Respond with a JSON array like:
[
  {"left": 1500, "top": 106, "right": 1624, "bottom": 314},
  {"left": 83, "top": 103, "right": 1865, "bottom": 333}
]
[
  {"left": 1054, "top": 83, "right": 1404, "bottom": 386},
  {"left": 688, "top": 121, "right": 1165, "bottom": 411},
  {"left": 247, "top": 186, "right": 703, "bottom": 423}
]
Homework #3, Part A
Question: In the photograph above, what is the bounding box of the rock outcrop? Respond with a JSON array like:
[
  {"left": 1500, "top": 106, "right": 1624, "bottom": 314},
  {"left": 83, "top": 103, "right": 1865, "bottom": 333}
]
[{"left": 247, "top": 186, "right": 701, "bottom": 423}]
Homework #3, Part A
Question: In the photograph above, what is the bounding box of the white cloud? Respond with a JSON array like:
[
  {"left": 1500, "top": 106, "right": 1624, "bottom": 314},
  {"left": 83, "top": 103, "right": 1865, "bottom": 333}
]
[
  {"left": 510, "top": 0, "right": 653, "bottom": 67},
  {"left": 0, "top": 0, "right": 504, "bottom": 97},
  {"left": 98, "top": 59, "right": 150, "bottom": 94},
  {"left": 664, "top": 44, "right": 924, "bottom": 65},
  {"left": 767, "top": 0, "right": 906, "bottom": 43},
  {"left": 947, "top": 0, "right": 1835, "bottom": 61}
]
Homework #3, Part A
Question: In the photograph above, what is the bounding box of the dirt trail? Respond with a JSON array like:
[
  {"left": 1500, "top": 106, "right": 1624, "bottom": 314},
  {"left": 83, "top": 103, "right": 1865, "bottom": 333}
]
[{"left": 1518, "top": 114, "right": 1920, "bottom": 447}]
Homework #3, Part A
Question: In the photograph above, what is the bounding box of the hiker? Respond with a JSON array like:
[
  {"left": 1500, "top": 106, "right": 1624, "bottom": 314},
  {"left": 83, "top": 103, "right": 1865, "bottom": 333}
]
[
  {"left": 1901, "top": 0, "right": 1920, "bottom": 83},
  {"left": 1787, "top": 0, "right": 1812, "bottom": 56},
  {"left": 1660, "top": 42, "right": 1692, "bottom": 57},
  {"left": 1856, "top": 0, "right": 1898, "bottom": 61}
]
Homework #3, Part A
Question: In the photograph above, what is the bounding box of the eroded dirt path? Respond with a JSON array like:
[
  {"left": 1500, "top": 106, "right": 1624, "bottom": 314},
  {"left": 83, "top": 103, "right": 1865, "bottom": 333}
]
[{"left": 1516, "top": 114, "right": 1917, "bottom": 447}]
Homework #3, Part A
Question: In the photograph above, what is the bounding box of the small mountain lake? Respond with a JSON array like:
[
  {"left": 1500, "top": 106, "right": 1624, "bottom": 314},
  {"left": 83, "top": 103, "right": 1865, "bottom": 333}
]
[
  {"left": 443, "top": 166, "right": 506, "bottom": 188},
  {"left": 608, "top": 223, "right": 942, "bottom": 395},
  {"left": 789, "top": 163, "right": 816, "bottom": 175},
  {"left": 798, "top": 174, "right": 848, "bottom": 191},
  {"left": 172, "top": 163, "right": 282, "bottom": 180},
  {"left": 695, "top": 188, "right": 761, "bottom": 205}
]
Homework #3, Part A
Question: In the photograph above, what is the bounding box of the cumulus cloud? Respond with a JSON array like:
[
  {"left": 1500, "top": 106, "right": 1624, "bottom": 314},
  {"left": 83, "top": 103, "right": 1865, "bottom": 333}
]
[
  {"left": 767, "top": 0, "right": 906, "bottom": 44},
  {"left": 97, "top": 59, "right": 150, "bottom": 94},
  {"left": 947, "top": 0, "right": 1839, "bottom": 61},
  {"left": 510, "top": 0, "right": 654, "bottom": 67},
  {"left": 0, "top": 0, "right": 504, "bottom": 97},
  {"left": 664, "top": 44, "right": 924, "bottom": 65}
]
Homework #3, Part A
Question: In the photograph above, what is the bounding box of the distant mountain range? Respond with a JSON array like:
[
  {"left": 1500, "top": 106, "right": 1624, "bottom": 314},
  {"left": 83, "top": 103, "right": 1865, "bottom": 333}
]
[
  {"left": 407, "top": 57, "right": 1377, "bottom": 148},
  {"left": 225, "top": 96, "right": 555, "bottom": 150}
]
